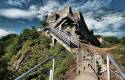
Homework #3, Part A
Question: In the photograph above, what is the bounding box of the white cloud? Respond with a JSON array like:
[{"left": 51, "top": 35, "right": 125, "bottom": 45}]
[
  {"left": 1, "top": 0, "right": 125, "bottom": 38},
  {"left": 32, "top": 0, "right": 125, "bottom": 37},
  {"left": 6, "top": 0, "right": 29, "bottom": 7},
  {"left": 0, "top": 29, "right": 10, "bottom": 38},
  {"left": 65, "top": 0, "right": 125, "bottom": 37},
  {"left": 84, "top": 12, "right": 125, "bottom": 38},
  {"left": 85, "top": 13, "right": 125, "bottom": 30},
  {"left": 67, "top": 0, "right": 112, "bottom": 12},
  {"left": 0, "top": 8, "right": 37, "bottom": 20},
  {"left": 95, "top": 31, "right": 125, "bottom": 38},
  {"left": 0, "top": 0, "right": 61, "bottom": 20},
  {"left": 36, "top": 1, "right": 61, "bottom": 20}
]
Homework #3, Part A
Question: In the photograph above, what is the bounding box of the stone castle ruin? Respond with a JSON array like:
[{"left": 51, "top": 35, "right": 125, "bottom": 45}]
[{"left": 46, "top": 6, "right": 100, "bottom": 47}]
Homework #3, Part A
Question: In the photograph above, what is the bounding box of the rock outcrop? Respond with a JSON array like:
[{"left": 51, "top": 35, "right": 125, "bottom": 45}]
[{"left": 46, "top": 6, "right": 100, "bottom": 47}]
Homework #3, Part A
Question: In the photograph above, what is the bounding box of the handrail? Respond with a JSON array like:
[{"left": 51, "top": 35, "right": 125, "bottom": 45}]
[
  {"left": 107, "top": 54, "right": 125, "bottom": 80},
  {"left": 15, "top": 55, "right": 56, "bottom": 80},
  {"left": 111, "top": 69, "right": 123, "bottom": 80},
  {"left": 49, "top": 27, "right": 79, "bottom": 47},
  {"left": 50, "top": 28, "right": 70, "bottom": 45}
]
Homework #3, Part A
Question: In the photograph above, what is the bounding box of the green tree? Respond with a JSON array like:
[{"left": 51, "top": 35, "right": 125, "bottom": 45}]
[
  {"left": 30, "top": 26, "right": 39, "bottom": 40},
  {"left": 41, "top": 17, "right": 48, "bottom": 29},
  {"left": 96, "top": 35, "right": 102, "bottom": 38},
  {"left": 21, "top": 29, "right": 31, "bottom": 40},
  {"left": 20, "top": 27, "right": 39, "bottom": 41},
  {"left": 0, "top": 42, "right": 5, "bottom": 55},
  {"left": 0, "top": 34, "right": 18, "bottom": 56},
  {"left": 104, "top": 36, "right": 120, "bottom": 44},
  {"left": 120, "top": 36, "right": 125, "bottom": 44}
]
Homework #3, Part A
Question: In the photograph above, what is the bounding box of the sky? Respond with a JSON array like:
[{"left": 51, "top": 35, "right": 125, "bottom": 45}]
[{"left": 0, "top": 0, "right": 125, "bottom": 38}]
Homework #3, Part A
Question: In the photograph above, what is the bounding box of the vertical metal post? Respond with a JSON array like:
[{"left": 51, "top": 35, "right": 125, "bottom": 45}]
[
  {"left": 93, "top": 53, "right": 97, "bottom": 74},
  {"left": 49, "top": 69, "right": 53, "bottom": 80},
  {"left": 77, "top": 53, "right": 79, "bottom": 74},
  {"left": 76, "top": 42, "right": 80, "bottom": 74},
  {"left": 82, "top": 47, "right": 83, "bottom": 60},
  {"left": 95, "top": 57, "right": 97, "bottom": 74},
  {"left": 52, "top": 58, "right": 55, "bottom": 80},
  {"left": 107, "top": 55, "right": 111, "bottom": 80}
]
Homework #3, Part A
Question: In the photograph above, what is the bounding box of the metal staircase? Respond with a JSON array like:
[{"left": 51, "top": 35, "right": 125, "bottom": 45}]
[{"left": 49, "top": 27, "right": 79, "bottom": 47}]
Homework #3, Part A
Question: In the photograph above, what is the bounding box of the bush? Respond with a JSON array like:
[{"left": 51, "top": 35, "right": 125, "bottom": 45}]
[
  {"left": 41, "top": 17, "right": 48, "bottom": 29},
  {"left": 120, "top": 36, "right": 125, "bottom": 45},
  {"left": 96, "top": 35, "right": 102, "bottom": 38},
  {"left": 0, "top": 26, "right": 73, "bottom": 80},
  {"left": 101, "top": 42, "right": 112, "bottom": 48},
  {"left": 111, "top": 45, "right": 125, "bottom": 66},
  {"left": 103, "top": 36, "right": 120, "bottom": 44},
  {"left": 20, "top": 27, "right": 39, "bottom": 41}
]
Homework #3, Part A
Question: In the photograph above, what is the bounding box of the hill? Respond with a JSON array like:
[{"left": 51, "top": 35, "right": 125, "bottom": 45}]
[
  {"left": 0, "top": 27, "right": 74, "bottom": 80},
  {"left": 96, "top": 35, "right": 125, "bottom": 68}
]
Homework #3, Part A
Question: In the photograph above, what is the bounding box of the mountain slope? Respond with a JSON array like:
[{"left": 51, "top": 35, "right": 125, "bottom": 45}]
[{"left": 0, "top": 28, "right": 74, "bottom": 80}]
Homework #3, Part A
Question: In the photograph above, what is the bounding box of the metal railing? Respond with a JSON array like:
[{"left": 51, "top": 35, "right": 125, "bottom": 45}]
[
  {"left": 15, "top": 55, "right": 56, "bottom": 80},
  {"left": 49, "top": 27, "right": 79, "bottom": 47},
  {"left": 107, "top": 54, "right": 125, "bottom": 80},
  {"left": 50, "top": 27, "right": 70, "bottom": 46}
]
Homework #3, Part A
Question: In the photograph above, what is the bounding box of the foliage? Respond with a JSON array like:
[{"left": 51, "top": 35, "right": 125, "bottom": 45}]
[
  {"left": 110, "top": 45, "right": 125, "bottom": 66},
  {"left": 14, "top": 40, "right": 72, "bottom": 80},
  {"left": 100, "top": 36, "right": 120, "bottom": 48},
  {"left": 101, "top": 42, "right": 113, "bottom": 48},
  {"left": 0, "top": 34, "right": 18, "bottom": 53},
  {"left": 41, "top": 17, "right": 48, "bottom": 29},
  {"left": 120, "top": 36, "right": 125, "bottom": 45},
  {"left": 21, "top": 40, "right": 32, "bottom": 52},
  {"left": 22, "top": 40, "right": 72, "bottom": 79},
  {"left": 0, "top": 34, "right": 18, "bottom": 63},
  {"left": 96, "top": 35, "right": 102, "bottom": 38},
  {"left": 0, "top": 42, "right": 5, "bottom": 55},
  {"left": 103, "top": 36, "right": 120, "bottom": 44},
  {"left": 0, "top": 58, "right": 8, "bottom": 80},
  {"left": 20, "top": 27, "right": 39, "bottom": 41},
  {"left": 0, "top": 25, "right": 73, "bottom": 80},
  {"left": 3, "top": 42, "right": 17, "bottom": 63}
]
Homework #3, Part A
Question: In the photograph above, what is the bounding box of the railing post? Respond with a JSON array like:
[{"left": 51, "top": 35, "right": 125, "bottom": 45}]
[
  {"left": 82, "top": 47, "right": 83, "bottom": 60},
  {"left": 76, "top": 54, "right": 79, "bottom": 74},
  {"left": 52, "top": 58, "right": 55, "bottom": 80},
  {"left": 108, "top": 54, "right": 125, "bottom": 80},
  {"left": 107, "top": 55, "right": 111, "bottom": 80},
  {"left": 94, "top": 54, "right": 97, "bottom": 74},
  {"left": 15, "top": 56, "right": 55, "bottom": 80},
  {"left": 49, "top": 69, "right": 53, "bottom": 80},
  {"left": 93, "top": 52, "right": 98, "bottom": 74}
]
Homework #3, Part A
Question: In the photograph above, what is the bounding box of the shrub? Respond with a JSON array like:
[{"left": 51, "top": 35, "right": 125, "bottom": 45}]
[
  {"left": 120, "top": 36, "right": 125, "bottom": 45},
  {"left": 103, "top": 36, "right": 120, "bottom": 44}
]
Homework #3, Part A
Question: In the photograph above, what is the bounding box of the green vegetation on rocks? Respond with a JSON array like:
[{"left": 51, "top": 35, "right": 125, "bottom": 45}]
[{"left": 0, "top": 26, "right": 73, "bottom": 80}]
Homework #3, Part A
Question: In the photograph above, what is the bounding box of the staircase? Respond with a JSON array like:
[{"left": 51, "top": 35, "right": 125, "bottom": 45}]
[{"left": 15, "top": 27, "right": 125, "bottom": 80}]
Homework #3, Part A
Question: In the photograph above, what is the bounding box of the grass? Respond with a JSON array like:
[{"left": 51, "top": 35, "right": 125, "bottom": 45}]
[
  {"left": 110, "top": 45, "right": 125, "bottom": 67},
  {"left": 10, "top": 34, "right": 73, "bottom": 80}
]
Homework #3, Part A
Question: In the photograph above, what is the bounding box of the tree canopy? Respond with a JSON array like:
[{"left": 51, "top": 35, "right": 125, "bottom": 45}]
[
  {"left": 103, "top": 36, "right": 120, "bottom": 44},
  {"left": 120, "top": 36, "right": 125, "bottom": 44}
]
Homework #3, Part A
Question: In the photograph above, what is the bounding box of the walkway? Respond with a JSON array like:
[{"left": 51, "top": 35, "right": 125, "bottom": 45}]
[
  {"left": 74, "top": 48, "right": 98, "bottom": 80},
  {"left": 48, "top": 27, "right": 98, "bottom": 80},
  {"left": 74, "top": 72, "right": 97, "bottom": 80}
]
